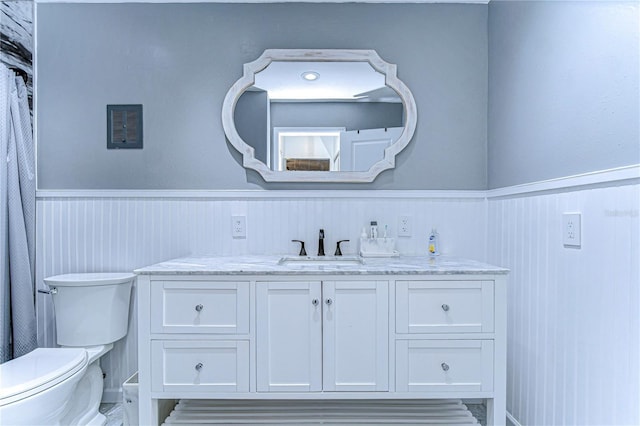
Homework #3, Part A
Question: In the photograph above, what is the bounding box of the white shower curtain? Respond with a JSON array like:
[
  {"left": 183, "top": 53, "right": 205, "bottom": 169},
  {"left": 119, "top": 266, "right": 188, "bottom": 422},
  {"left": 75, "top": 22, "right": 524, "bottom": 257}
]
[{"left": 0, "top": 63, "right": 37, "bottom": 363}]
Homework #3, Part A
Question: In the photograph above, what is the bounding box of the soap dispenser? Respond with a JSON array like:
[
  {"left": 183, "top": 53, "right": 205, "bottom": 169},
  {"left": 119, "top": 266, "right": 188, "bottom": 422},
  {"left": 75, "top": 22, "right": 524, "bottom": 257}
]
[{"left": 428, "top": 228, "right": 439, "bottom": 258}]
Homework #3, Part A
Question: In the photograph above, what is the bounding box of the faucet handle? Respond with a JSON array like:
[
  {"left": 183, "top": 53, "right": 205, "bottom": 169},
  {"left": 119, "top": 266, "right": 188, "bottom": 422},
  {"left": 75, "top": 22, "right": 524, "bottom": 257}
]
[
  {"left": 334, "top": 240, "right": 349, "bottom": 256},
  {"left": 292, "top": 240, "right": 307, "bottom": 256}
]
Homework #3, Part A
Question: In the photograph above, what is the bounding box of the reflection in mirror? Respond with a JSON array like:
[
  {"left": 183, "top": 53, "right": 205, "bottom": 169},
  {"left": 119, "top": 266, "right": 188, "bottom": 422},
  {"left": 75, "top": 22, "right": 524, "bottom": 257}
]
[
  {"left": 274, "top": 127, "right": 342, "bottom": 171},
  {"left": 235, "top": 61, "right": 404, "bottom": 172},
  {"left": 222, "top": 50, "right": 417, "bottom": 182}
]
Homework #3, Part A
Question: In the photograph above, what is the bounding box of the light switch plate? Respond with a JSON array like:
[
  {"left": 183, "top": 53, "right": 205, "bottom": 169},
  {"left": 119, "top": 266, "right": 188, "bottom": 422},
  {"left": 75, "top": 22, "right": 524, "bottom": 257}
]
[{"left": 563, "top": 213, "right": 581, "bottom": 248}]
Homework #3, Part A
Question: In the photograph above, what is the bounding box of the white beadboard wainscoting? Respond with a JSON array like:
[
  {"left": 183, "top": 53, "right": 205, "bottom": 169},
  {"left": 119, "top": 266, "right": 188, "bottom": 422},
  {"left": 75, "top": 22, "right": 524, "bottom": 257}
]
[
  {"left": 34, "top": 190, "right": 487, "bottom": 402},
  {"left": 487, "top": 176, "right": 639, "bottom": 425},
  {"left": 34, "top": 166, "right": 640, "bottom": 416}
]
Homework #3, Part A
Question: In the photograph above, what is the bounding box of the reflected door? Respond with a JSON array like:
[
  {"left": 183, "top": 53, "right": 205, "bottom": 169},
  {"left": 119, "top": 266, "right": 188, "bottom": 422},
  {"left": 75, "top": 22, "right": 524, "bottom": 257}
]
[{"left": 340, "top": 127, "right": 403, "bottom": 172}]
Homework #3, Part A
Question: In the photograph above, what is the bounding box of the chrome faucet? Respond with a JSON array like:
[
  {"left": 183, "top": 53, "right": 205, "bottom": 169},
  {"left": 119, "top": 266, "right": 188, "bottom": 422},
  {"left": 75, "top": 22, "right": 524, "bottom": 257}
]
[{"left": 318, "top": 229, "right": 325, "bottom": 256}]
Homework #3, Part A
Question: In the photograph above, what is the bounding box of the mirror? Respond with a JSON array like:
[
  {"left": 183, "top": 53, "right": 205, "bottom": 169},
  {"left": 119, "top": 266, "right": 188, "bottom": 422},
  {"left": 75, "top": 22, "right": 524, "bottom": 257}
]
[{"left": 222, "top": 50, "right": 417, "bottom": 183}]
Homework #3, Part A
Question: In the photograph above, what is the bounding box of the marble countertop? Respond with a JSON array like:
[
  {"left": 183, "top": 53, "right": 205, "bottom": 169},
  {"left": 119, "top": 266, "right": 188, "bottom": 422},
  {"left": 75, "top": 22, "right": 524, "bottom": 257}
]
[{"left": 134, "top": 255, "right": 509, "bottom": 276}]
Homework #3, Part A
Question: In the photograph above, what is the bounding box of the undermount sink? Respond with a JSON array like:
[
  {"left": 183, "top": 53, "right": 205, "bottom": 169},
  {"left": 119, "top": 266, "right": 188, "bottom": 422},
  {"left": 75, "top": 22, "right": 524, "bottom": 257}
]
[{"left": 278, "top": 255, "right": 364, "bottom": 267}]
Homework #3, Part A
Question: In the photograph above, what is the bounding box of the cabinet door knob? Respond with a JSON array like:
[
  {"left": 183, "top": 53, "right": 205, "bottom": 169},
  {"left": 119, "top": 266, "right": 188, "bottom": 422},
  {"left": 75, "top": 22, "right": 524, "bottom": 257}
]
[
  {"left": 312, "top": 299, "right": 319, "bottom": 306},
  {"left": 195, "top": 362, "right": 203, "bottom": 371},
  {"left": 441, "top": 304, "right": 450, "bottom": 312},
  {"left": 325, "top": 298, "right": 333, "bottom": 306},
  {"left": 195, "top": 304, "right": 204, "bottom": 312},
  {"left": 441, "top": 362, "right": 450, "bottom": 372}
]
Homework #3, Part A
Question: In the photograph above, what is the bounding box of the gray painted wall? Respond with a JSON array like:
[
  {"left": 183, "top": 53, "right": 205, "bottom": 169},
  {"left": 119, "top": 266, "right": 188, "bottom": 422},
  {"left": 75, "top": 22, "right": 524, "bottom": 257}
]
[
  {"left": 488, "top": 1, "right": 640, "bottom": 189},
  {"left": 36, "top": 3, "right": 488, "bottom": 190},
  {"left": 235, "top": 91, "right": 269, "bottom": 164}
]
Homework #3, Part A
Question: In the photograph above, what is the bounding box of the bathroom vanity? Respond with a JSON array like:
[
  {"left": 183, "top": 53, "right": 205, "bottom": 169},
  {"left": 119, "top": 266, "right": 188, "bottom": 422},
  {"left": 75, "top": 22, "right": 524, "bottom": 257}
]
[{"left": 135, "top": 255, "right": 508, "bottom": 425}]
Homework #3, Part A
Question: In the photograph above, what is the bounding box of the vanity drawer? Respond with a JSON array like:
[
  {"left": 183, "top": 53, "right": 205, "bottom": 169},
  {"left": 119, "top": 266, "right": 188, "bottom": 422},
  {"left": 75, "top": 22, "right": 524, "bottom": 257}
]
[
  {"left": 151, "top": 340, "right": 250, "bottom": 393},
  {"left": 395, "top": 281, "right": 494, "bottom": 334},
  {"left": 151, "top": 281, "right": 250, "bottom": 334},
  {"left": 395, "top": 340, "right": 494, "bottom": 393}
]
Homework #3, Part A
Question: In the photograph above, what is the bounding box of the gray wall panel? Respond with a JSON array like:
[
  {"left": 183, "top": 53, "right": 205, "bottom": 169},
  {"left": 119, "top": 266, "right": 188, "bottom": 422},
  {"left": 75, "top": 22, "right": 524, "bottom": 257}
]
[
  {"left": 488, "top": 1, "right": 640, "bottom": 189},
  {"left": 36, "top": 3, "right": 488, "bottom": 189},
  {"left": 236, "top": 91, "right": 269, "bottom": 164}
]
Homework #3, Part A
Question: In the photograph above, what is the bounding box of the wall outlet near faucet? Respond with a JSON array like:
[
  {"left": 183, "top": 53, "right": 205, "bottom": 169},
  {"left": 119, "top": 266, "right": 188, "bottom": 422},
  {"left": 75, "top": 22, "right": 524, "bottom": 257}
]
[
  {"left": 398, "top": 215, "right": 412, "bottom": 237},
  {"left": 562, "top": 212, "right": 581, "bottom": 248},
  {"left": 232, "top": 215, "right": 246, "bottom": 238}
]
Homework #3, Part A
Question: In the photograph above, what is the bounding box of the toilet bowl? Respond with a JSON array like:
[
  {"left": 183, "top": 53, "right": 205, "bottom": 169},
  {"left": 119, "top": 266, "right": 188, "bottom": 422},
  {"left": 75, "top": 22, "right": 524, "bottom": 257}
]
[
  {"left": 0, "top": 272, "right": 135, "bottom": 426},
  {"left": 0, "top": 348, "right": 88, "bottom": 425}
]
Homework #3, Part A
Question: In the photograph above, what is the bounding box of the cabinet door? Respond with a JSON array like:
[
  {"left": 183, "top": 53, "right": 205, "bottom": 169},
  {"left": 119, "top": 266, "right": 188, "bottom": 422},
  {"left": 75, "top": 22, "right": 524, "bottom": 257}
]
[
  {"left": 322, "top": 280, "right": 389, "bottom": 391},
  {"left": 256, "top": 281, "right": 322, "bottom": 392}
]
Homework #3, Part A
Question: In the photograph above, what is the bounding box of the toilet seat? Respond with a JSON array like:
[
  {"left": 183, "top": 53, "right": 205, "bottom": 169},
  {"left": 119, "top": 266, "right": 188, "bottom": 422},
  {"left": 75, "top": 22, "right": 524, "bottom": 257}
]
[
  {"left": 44, "top": 272, "right": 136, "bottom": 287},
  {"left": 0, "top": 348, "right": 87, "bottom": 406}
]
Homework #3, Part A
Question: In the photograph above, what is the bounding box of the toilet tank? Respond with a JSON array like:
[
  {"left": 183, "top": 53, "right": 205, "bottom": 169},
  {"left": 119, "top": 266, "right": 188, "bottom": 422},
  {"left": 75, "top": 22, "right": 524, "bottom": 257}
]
[{"left": 44, "top": 273, "right": 135, "bottom": 347}]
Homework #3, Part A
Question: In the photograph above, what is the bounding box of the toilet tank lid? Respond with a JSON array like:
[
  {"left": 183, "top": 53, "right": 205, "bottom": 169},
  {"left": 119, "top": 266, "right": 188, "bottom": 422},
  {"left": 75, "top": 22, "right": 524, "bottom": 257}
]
[
  {"left": 0, "top": 348, "right": 87, "bottom": 403},
  {"left": 44, "top": 272, "right": 136, "bottom": 287}
]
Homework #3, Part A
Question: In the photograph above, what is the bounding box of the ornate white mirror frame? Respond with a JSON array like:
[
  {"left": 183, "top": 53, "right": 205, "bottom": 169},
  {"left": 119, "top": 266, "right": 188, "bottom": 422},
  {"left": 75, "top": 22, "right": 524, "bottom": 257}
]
[{"left": 222, "top": 49, "right": 417, "bottom": 183}]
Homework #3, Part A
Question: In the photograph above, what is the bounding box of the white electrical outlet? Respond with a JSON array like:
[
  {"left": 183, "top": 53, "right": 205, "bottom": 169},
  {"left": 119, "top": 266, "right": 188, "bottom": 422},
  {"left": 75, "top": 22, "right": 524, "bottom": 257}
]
[
  {"left": 398, "top": 216, "right": 412, "bottom": 237},
  {"left": 232, "top": 215, "right": 246, "bottom": 239},
  {"left": 563, "top": 213, "right": 581, "bottom": 247}
]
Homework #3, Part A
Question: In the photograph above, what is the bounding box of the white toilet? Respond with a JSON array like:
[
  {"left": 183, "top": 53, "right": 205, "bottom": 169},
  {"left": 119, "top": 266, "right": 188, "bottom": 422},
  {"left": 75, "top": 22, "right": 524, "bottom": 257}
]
[{"left": 0, "top": 272, "right": 135, "bottom": 426}]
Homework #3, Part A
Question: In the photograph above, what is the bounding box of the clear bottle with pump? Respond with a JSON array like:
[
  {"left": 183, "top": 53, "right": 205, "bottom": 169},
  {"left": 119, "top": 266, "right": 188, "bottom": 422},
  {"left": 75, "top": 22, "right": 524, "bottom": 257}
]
[{"left": 428, "top": 228, "right": 439, "bottom": 257}]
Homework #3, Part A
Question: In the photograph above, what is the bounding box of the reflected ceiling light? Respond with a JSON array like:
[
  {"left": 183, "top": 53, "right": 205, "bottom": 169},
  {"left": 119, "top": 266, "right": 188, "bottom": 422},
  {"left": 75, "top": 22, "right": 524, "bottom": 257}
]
[{"left": 301, "top": 71, "right": 320, "bottom": 81}]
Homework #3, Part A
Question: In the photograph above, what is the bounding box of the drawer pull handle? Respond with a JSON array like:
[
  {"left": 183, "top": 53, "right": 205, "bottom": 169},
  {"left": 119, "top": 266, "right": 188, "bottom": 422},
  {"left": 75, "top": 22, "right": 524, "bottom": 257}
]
[
  {"left": 195, "top": 363, "right": 203, "bottom": 371},
  {"left": 441, "top": 362, "right": 450, "bottom": 372},
  {"left": 325, "top": 298, "right": 333, "bottom": 306},
  {"left": 195, "top": 304, "right": 204, "bottom": 312},
  {"left": 312, "top": 299, "right": 319, "bottom": 306},
  {"left": 441, "top": 304, "right": 450, "bottom": 312}
]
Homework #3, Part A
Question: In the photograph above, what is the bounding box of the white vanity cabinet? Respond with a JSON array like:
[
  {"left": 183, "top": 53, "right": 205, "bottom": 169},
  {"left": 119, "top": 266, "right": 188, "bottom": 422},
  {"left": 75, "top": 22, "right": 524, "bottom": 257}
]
[
  {"left": 136, "top": 256, "right": 507, "bottom": 426},
  {"left": 256, "top": 280, "right": 388, "bottom": 392}
]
